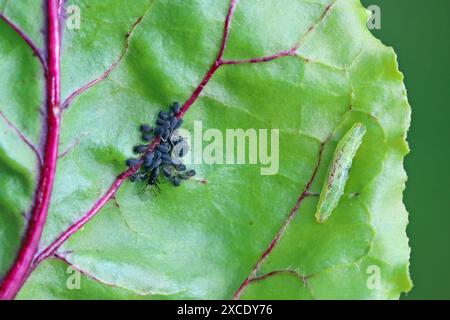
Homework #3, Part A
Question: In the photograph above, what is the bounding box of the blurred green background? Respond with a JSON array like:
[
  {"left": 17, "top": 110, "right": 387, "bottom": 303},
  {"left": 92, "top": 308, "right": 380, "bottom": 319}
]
[{"left": 360, "top": 0, "right": 450, "bottom": 299}]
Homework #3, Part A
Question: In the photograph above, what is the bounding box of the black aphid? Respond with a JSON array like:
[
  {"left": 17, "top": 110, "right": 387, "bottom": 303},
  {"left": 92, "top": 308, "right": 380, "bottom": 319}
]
[
  {"left": 133, "top": 145, "right": 148, "bottom": 154},
  {"left": 152, "top": 166, "right": 160, "bottom": 178},
  {"left": 157, "top": 118, "right": 171, "bottom": 128},
  {"left": 159, "top": 111, "right": 170, "bottom": 120},
  {"left": 142, "top": 175, "right": 161, "bottom": 194},
  {"left": 171, "top": 102, "right": 181, "bottom": 114},
  {"left": 161, "top": 153, "right": 172, "bottom": 164},
  {"left": 174, "top": 163, "right": 186, "bottom": 171},
  {"left": 154, "top": 126, "right": 164, "bottom": 136},
  {"left": 171, "top": 176, "right": 181, "bottom": 187},
  {"left": 157, "top": 143, "right": 170, "bottom": 154},
  {"left": 173, "top": 119, "right": 183, "bottom": 131},
  {"left": 186, "top": 169, "right": 196, "bottom": 177},
  {"left": 147, "top": 158, "right": 162, "bottom": 171},
  {"left": 140, "top": 124, "right": 153, "bottom": 133},
  {"left": 161, "top": 129, "right": 170, "bottom": 141},
  {"left": 162, "top": 166, "right": 172, "bottom": 177},
  {"left": 127, "top": 102, "right": 196, "bottom": 192},
  {"left": 143, "top": 152, "right": 155, "bottom": 166},
  {"left": 126, "top": 158, "right": 141, "bottom": 167},
  {"left": 169, "top": 118, "right": 178, "bottom": 131},
  {"left": 131, "top": 172, "right": 150, "bottom": 183},
  {"left": 142, "top": 133, "right": 153, "bottom": 141}
]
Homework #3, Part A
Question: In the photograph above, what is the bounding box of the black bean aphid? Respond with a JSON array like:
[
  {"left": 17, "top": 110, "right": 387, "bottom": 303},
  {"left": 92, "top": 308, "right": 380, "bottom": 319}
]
[
  {"left": 142, "top": 133, "right": 153, "bottom": 141},
  {"left": 173, "top": 119, "right": 183, "bottom": 131},
  {"left": 156, "top": 118, "right": 170, "bottom": 128},
  {"left": 157, "top": 143, "right": 170, "bottom": 154},
  {"left": 126, "top": 158, "right": 141, "bottom": 167},
  {"left": 174, "top": 163, "right": 186, "bottom": 171},
  {"left": 169, "top": 118, "right": 178, "bottom": 131},
  {"left": 171, "top": 176, "right": 181, "bottom": 187},
  {"left": 161, "top": 129, "right": 170, "bottom": 141},
  {"left": 163, "top": 166, "right": 172, "bottom": 177},
  {"left": 152, "top": 166, "right": 160, "bottom": 178},
  {"left": 130, "top": 172, "right": 148, "bottom": 182},
  {"left": 127, "top": 102, "right": 196, "bottom": 192},
  {"left": 159, "top": 111, "right": 170, "bottom": 120},
  {"left": 133, "top": 145, "right": 148, "bottom": 154},
  {"left": 140, "top": 124, "right": 153, "bottom": 133},
  {"left": 143, "top": 152, "right": 155, "bottom": 166},
  {"left": 186, "top": 169, "right": 196, "bottom": 177},
  {"left": 154, "top": 126, "right": 164, "bottom": 136},
  {"left": 161, "top": 153, "right": 172, "bottom": 164},
  {"left": 147, "top": 158, "right": 162, "bottom": 171},
  {"left": 171, "top": 102, "right": 181, "bottom": 114}
]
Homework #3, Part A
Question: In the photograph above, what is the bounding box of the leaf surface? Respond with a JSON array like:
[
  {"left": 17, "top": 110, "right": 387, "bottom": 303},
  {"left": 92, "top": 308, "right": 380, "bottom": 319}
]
[{"left": 0, "top": 0, "right": 411, "bottom": 299}]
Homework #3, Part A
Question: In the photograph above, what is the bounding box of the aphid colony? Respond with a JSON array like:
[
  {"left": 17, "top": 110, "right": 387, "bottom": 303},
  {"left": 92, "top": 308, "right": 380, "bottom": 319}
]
[{"left": 126, "top": 102, "right": 195, "bottom": 191}]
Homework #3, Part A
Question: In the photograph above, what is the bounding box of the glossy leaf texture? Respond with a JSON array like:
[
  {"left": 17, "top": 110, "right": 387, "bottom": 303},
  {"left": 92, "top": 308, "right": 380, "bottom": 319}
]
[{"left": 0, "top": 0, "right": 412, "bottom": 299}]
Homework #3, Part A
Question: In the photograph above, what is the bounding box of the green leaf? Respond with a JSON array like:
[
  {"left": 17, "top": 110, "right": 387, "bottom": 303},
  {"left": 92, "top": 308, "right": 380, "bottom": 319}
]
[
  {"left": 0, "top": 0, "right": 42, "bottom": 275},
  {"left": 1, "top": 0, "right": 411, "bottom": 299}
]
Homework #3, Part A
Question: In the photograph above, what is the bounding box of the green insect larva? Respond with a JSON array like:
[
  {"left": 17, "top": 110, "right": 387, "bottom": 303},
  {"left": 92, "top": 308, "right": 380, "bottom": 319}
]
[{"left": 315, "top": 122, "right": 366, "bottom": 223}]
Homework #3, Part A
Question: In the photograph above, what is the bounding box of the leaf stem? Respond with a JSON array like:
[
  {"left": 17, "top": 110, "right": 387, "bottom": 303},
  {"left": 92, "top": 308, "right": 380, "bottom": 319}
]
[{"left": 0, "top": 0, "right": 61, "bottom": 300}]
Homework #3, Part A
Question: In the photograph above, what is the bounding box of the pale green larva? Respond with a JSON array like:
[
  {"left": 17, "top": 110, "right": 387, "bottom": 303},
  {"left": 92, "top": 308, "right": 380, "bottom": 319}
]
[{"left": 315, "top": 123, "right": 366, "bottom": 223}]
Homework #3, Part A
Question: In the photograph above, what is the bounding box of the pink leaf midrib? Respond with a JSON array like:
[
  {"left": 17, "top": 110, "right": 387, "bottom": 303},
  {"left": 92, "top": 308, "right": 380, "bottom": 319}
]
[{"left": 0, "top": 0, "right": 61, "bottom": 300}]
